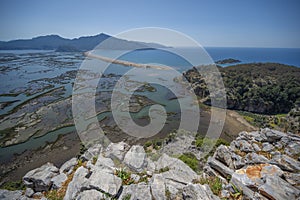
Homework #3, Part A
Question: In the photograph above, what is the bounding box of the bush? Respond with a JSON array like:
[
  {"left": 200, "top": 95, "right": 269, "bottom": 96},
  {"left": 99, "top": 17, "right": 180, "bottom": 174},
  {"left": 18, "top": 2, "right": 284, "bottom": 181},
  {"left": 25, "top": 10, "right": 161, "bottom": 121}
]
[{"left": 178, "top": 153, "right": 199, "bottom": 173}]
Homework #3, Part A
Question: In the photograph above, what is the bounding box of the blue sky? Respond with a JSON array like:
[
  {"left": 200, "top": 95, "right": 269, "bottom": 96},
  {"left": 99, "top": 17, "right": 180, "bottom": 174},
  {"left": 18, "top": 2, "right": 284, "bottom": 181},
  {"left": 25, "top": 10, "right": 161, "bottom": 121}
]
[{"left": 0, "top": 0, "right": 299, "bottom": 47}]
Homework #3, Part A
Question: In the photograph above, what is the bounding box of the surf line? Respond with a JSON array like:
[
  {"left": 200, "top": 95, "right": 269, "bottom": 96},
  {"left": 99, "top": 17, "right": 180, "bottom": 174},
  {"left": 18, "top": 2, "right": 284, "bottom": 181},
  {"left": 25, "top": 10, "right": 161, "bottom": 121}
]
[{"left": 84, "top": 51, "right": 171, "bottom": 70}]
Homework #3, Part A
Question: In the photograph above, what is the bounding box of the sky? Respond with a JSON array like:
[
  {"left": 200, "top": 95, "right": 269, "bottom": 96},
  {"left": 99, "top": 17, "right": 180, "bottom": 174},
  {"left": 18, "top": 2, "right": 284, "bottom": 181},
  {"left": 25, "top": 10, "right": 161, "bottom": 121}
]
[{"left": 0, "top": 0, "right": 299, "bottom": 48}]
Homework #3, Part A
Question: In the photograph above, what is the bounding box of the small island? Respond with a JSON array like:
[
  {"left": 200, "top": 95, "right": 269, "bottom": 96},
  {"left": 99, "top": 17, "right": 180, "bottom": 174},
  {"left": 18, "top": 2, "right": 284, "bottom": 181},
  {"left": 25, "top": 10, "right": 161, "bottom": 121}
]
[{"left": 215, "top": 58, "right": 241, "bottom": 64}]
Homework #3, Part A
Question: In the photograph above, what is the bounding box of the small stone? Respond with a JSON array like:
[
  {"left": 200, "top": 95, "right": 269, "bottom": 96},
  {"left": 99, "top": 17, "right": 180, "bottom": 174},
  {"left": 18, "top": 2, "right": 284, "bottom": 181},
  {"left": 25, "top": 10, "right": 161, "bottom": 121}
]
[
  {"left": 130, "top": 174, "right": 141, "bottom": 183},
  {"left": 214, "top": 145, "right": 234, "bottom": 169},
  {"left": 25, "top": 188, "right": 34, "bottom": 197},
  {"left": 252, "top": 143, "right": 261, "bottom": 151},
  {"left": 220, "top": 189, "right": 230, "bottom": 198},
  {"left": 236, "top": 140, "right": 253, "bottom": 152},
  {"left": 80, "top": 144, "right": 102, "bottom": 161},
  {"left": 262, "top": 142, "right": 274, "bottom": 152},
  {"left": 245, "top": 152, "right": 269, "bottom": 165}
]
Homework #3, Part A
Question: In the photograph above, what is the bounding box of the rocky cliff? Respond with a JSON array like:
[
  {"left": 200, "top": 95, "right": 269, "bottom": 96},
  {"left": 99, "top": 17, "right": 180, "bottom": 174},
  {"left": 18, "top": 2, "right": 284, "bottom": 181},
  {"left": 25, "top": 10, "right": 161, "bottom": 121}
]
[{"left": 1, "top": 128, "right": 300, "bottom": 200}]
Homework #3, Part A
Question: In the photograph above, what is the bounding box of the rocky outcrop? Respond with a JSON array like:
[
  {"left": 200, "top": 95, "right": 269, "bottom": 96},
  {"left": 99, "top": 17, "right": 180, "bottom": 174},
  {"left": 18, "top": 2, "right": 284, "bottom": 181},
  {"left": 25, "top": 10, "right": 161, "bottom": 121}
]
[
  {"left": 204, "top": 128, "right": 300, "bottom": 200},
  {"left": 2, "top": 128, "right": 300, "bottom": 200}
]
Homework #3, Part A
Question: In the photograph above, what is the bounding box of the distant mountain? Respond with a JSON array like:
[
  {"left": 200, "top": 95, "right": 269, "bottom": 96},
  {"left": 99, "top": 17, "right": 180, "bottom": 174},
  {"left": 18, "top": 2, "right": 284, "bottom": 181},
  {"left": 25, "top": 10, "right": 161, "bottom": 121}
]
[{"left": 0, "top": 33, "right": 167, "bottom": 51}]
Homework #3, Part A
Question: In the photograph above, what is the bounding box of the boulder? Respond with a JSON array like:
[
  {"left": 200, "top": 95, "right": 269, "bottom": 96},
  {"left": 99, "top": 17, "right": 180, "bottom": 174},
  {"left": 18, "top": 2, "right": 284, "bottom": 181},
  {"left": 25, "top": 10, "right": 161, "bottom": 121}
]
[
  {"left": 258, "top": 176, "right": 300, "bottom": 200},
  {"left": 104, "top": 141, "right": 130, "bottom": 161},
  {"left": 81, "top": 144, "right": 102, "bottom": 161},
  {"left": 88, "top": 170, "right": 122, "bottom": 196},
  {"left": 150, "top": 174, "right": 166, "bottom": 200},
  {"left": 263, "top": 128, "right": 285, "bottom": 142},
  {"left": 119, "top": 182, "right": 152, "bottom": 200},
  {"left": 60, "top": 157, "right": 77, "bottom": 175},
  {"left": 156, "top": 154, "right": 198, "bottom": 184},
  {"left": 75, "top": 190, "right": 105, "bottom": 200},
  {"left": 182, "top": 184, "right": 220, "bottom": 200},
  {"left": 207, "top": 157, "right": 234, "bottom": 178},
  {"left": 23, "top": 162, "right": 59, "bottom": 192},
  {"left": 235, "top": 140, "right": 253, "bottom": 152},
  {"left": 270, "top": 154, "right": 300, "bottom": 172},
  {"left": 245, "top": 152, "right": 269, "bottom": 164},
  {"left": 51, "top": 173, "right": 68, "bottom": 189},
  {"left": 0, "top": 189, "right": 23, "bottom": 200},
  {"left": 25, "top": 188, "right": 34, "bottom": 198},
  {"left": 214, "top": 145, "right": 234, "bottom": 169},
  {"left": 92, "top": 154, "right": 115, "bottom": 174},
  {"left": 124, "top": 145, "right": 147, "bottom": 173},
  {"left": 64, "top": 166, "right": 89, "bottom": 200}
]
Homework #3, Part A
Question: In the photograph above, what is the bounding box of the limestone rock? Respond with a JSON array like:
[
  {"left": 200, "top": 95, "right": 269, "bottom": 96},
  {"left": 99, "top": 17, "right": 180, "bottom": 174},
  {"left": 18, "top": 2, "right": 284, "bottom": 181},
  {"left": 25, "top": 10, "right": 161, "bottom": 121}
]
[
  {"left": 51, "top": 173, "right": 68, "bottom": 189},
  {"left": 258, "top": 176, "right": 300, "bottom": 200},
  {"left": 270, "top": 154, "right": 300, "bottom": 172},
  {"left": 104, "top": 141, "right": 130, "bottom": 161},
  {"left": 119, "top": 182, "right": 152, "bottom": 200},
  {"left": 23, "top": 162, "right": 59, "bottom": 192},
  {"left": 207, "top": 157, "right": 234, "bottom": 178},
  {"left": 76, "top": 190, "right": 105, "bottom": 200},
  {"left": 64, "top": 166, "right": 89, "bottom": 200},
  {"left": 156, "top": 154, "right": 198, "bottom": 184},
  {"left": 124, "top": 145, "right": 147, "bottom": 173},
  {"left": 150, "top": 174, "right": 166, "bottom": 200},
  {"left": 60, "top": 157, "right": 77, "bottom": 175},
  {"left": 0, "top": 189, "right": 23, "bottom": 200},
  {"left": 182, "top": 184, "right": 220, "bottom": 200},
  {"left": 81, "top": 144, "right": 102, "bottom": 161},
  {"left": 214, "top": 145, "right": 234, "bottom": 169},
  {"left": 88, "top": 170, "right": 122, "bottom": 196},
  {"left": 245, "top": 152, "right": 269, "bottom": 164}
]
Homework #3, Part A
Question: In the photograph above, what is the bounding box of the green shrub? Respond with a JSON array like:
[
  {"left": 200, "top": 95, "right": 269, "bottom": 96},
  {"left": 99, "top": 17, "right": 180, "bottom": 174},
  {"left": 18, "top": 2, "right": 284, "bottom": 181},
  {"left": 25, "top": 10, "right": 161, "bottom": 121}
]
[
  {"left": 199, "top": 176, "right": 223, "bottom": 196},
  {"left": 0, "top": 180, "right": 25, "bottom": 191},
  {"left": 178, "top": 153, "right": 199, "bottom": 173}
]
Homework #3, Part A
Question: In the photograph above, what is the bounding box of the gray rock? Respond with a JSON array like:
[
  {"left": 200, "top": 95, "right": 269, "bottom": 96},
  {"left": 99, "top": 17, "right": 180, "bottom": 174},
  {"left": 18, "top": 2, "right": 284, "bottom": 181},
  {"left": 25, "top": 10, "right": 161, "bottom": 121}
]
[
  {"left": 258, "top": 176, "right": 300, "bottom": 200},
  {"left": 245, "top": 152, "right": 269, "bottom": 164},
  {"left": 75, "top": 190, "right": 105, "bottom": 200},
  {"left": 25, "top": 188, "right": 34, "bottom": 197},
  {"left": 231, "top": 153, "right": 245, "bottom": 169},
  {"left": 81, "top": 144, "right": 102, "bottom": 161},
  {"left": 182, "top": 184, "right": 220, "bottom": 200},
  {"left": 60, "top": 157, "right": 77, "bottom": 175},
  {"left": 207, "top": 157, "right": 234, "bottom": 178},
  {"left": 150, "top": 174, "right": 166, "bottom": 200},
  {"left": 92, "top": 154, "right": 115, "bottom": 174},
  {"left": 283, "top": 172, "right": 300, "bottom": 188},
  {"left": 270, "top": 154, "right": 300, "bottom": 172},
  {"left": 0, "top": 189, "right": 23, "bottom": 200},
  {"left": 285, "top": 142, "right": 300, "bottom": 157},
  {"left": 252, "top": 143, "right": 261, "bottom": 151},
  {"left": 230, "top": 174, "right": 268, "bottom": 200},
  {"left": 220, "top": 189, "right": 230, "bottom": 199},
  {"left": 130, "top": 174, "right": 141, "bottom": 183},
  {"left": 280, "top": 136, "right": 291, "bottom": 146},
  {"left": 146, "top": 157, "right": 156, "bottom": 173},
  {"left": 23, "top": 162, "right": 59, "bottom": 192},
  {"left": 214, "top": 145, "right": 234, "bottom": 169},
  {"left": 88, "top": 170, "right": 122, "bottom": 196},
  {"left": 231, "top": 169, "right": 263, "bottom": 188},
  {"left": 262, "top": 142, "right": 274, "bottom": 152},
  {"left": 51, "top": 173, "right": 68, "bottom": 189},
  {"left": 64, "top": 166, "right": 89, "bottom": 200},
  {"left": 156, "top": 154, "right": 198, "bottom": 184},
  {"left": 261, "top": 164, "right": 284, "bottom": 177},
  {"left": 124, "top": 145, "right": 147, "bottom": 173},
  {"left": 236, "top": 140, "right": 253, "bottom": 152},
  {"left": 119, "top": 182, "right": 152, "bottom": 200},
  {"left": 105, "top": 141, "right": 130, "bottom": 161},
  {"left": 263, "top": 128, "right": 285, "bottom": 142}
]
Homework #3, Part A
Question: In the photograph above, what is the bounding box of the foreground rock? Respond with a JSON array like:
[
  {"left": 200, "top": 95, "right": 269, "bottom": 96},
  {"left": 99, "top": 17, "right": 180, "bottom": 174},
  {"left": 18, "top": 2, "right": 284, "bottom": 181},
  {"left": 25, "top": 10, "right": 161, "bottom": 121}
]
[{"left": 2, "top": 128, "right": 300, "bottom": 200}]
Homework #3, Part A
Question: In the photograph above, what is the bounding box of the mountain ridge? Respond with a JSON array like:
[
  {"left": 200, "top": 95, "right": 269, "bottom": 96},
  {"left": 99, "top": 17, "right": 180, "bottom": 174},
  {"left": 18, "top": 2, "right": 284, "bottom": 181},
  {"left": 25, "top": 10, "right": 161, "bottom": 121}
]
[{"left": 0, "top": 33, "right": 167, "bottom": 51}]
